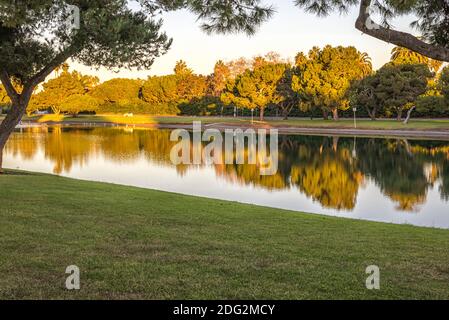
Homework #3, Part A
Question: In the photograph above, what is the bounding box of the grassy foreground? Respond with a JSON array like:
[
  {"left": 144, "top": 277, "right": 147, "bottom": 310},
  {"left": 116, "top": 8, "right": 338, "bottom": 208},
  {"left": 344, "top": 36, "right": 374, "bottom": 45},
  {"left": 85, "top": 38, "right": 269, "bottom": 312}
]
[
  {"left": 1, "top": 171, "right": 449, "bottom": 299},
  {"left": 12, "top": 114, "right": 449, "bottom": 131}
]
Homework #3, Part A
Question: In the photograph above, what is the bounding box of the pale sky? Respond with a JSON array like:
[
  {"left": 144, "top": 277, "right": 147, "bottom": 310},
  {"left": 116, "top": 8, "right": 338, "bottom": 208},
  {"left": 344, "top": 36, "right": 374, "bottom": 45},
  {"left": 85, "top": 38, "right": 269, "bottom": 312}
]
[{"left": 72, "top": 0, "right": 415, "bottom": 82}]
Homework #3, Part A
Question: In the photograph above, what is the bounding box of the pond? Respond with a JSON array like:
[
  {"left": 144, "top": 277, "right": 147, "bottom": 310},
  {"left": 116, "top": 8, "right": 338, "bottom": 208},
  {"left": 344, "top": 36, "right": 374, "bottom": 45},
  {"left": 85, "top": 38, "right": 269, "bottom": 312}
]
[{"left": 4, "top": 125, "right": 449, "bottom": 229}]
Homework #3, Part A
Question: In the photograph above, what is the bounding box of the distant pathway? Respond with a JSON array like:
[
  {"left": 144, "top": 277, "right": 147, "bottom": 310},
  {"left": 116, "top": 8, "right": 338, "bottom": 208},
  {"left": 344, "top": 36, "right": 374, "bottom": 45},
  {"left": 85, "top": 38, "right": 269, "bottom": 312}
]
[{"left": 14, "top": 120, "right": 449, "bottom": 140}]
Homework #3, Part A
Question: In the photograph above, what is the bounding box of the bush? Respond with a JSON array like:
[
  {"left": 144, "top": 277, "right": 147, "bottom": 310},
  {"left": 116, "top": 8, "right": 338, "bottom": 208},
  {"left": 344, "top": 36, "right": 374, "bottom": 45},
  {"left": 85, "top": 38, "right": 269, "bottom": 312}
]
[
  {"left": 416, "top": 95, "right": 449, "bottom": 117},
  {"left": 178, "top": 96, "right": 225, "bottom": 116},
  {"left": 97, "top": 99, "right": 180, "bottom": 115}
]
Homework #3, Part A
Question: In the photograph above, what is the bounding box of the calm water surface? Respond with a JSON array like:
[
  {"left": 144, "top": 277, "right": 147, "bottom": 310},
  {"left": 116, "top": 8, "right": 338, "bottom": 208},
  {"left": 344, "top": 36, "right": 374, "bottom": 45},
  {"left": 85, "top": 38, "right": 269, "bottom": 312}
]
[{"left": 4, "top": 126, "right": 449, "bottom": 229}]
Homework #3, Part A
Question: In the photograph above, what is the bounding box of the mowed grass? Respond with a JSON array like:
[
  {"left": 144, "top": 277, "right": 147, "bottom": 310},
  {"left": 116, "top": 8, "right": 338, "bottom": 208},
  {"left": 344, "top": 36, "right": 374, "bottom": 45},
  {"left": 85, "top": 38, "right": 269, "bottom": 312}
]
[
  {"left": 1, "top": 171, "right": 449, "bottom": 299},
  {"left": 16, "top": 114, "right": 449, "bottom": 131},
  {"left": 268, "top": 118, "right": 449, "bottom": 130}
]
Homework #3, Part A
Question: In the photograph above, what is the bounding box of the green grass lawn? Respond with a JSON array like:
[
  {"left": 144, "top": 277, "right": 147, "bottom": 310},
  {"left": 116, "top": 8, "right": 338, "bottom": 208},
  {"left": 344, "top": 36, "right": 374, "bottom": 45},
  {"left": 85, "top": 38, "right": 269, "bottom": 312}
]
[
  {"left": 1, "top": 171, "right": 449, "bottom": 299},
  {"left": 17, "top": 114, "right": 449, "bottom": 131}
]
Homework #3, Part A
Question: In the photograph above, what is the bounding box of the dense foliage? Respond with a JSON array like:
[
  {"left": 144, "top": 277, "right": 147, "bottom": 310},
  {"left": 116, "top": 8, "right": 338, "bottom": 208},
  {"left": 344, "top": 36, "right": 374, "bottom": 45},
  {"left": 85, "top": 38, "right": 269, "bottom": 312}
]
[
  {"left": 351, "top": 63, "right": 435, "bottom": 121},
  {"left": 7, "top": 47, "right": 447, "bottom": 120},
  {"left": 292, "top": 46, "right": 372, "bottom": 120}
]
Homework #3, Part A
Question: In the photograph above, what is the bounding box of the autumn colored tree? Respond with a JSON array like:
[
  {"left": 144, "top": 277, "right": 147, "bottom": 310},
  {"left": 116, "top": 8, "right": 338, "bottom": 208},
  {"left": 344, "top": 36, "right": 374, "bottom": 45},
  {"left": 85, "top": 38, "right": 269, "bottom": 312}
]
[
  {"left": 174, "top": 61, "right": 207, "bottom": 103},
  {"left": 207, "top": 60, "right": 231, "bottom": 97},
  {"left": 0, "top": 84, "right": 8, "bottom": 103},
  {"left": 0, "top": 84, "right": 9, "bottom": 114},
  {"left": 174, "top": 60, "right": 193, "bottom": 76},
  {"left": 292, "top": 46, "right": 372, "bottom": 120},
  {"left": 226, "top": 58, "right": 252, "bottom": 79},
  {"left": 142, "top": 61, "right": 206, "bottom": 111},
  {"left": 221, "top": 63, "right": 289, "bottom": 120}
]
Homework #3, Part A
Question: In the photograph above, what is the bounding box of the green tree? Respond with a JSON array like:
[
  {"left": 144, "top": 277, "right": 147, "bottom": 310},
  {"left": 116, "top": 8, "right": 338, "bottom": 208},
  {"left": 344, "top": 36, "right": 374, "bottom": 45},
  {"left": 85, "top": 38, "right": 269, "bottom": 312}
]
[
  {"left": 275, "top": 66, "right": 300, "bottom": 120},
  {"left": 292, "top": 46, "right": 372, "bottom": 120},
  {"left": 0, "top": 0, "right": 272, "bottom": 172},
  {"left": 416, "top": 95, "right": 448, "bottom": 117},
  {"left": 221, "top": 63, "right": 289, "bottom": 121},
  {"left": 350, "top": 75, "right": 381, "bottom": 120},
  {"left": 378, "top": 64, "right": 432, "bottom": 121},
  {"left": 441, "top": 67, "right": 449, "bottom": 100}
]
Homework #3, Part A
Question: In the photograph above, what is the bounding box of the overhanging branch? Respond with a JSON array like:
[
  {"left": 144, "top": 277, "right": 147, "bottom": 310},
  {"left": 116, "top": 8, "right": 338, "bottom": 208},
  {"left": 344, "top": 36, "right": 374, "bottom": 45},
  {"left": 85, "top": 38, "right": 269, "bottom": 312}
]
[
  {"left": 0, "top": 70, "right": 19, "bottom": 104},
  {"left": 27, "top": 45, "right": 77, "bottom": 91},
  {"left": 355, "top": 0, "right": 449, "bottom": 62}
]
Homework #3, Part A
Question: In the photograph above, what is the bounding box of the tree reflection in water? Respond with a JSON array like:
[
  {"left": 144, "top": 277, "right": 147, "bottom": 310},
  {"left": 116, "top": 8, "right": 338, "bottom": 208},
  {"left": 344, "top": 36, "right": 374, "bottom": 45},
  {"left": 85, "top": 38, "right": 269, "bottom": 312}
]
[{"left": 6, "top": 126, "right": 449, "bottom": 212}]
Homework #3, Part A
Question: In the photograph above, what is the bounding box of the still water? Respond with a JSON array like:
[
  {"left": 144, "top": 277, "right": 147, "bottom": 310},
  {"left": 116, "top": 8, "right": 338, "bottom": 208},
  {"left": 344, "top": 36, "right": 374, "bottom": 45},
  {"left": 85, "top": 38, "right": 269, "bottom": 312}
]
[{"left": 4, "top": 125, "right": 449, "bottom": 229}]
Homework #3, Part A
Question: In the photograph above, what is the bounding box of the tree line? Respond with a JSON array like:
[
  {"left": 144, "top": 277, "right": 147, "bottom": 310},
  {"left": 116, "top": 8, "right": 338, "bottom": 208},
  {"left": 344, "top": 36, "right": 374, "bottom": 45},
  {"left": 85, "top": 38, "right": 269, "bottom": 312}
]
[{"left": 1, "top": 46, "right": 448, "bottom": 121}]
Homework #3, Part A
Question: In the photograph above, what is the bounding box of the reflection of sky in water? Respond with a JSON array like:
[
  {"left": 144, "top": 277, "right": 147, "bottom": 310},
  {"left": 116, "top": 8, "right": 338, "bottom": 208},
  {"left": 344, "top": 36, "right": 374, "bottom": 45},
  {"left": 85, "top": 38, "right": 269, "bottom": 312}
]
[{"left": 4, "top": 126, "right": 449, "bottom": 229}]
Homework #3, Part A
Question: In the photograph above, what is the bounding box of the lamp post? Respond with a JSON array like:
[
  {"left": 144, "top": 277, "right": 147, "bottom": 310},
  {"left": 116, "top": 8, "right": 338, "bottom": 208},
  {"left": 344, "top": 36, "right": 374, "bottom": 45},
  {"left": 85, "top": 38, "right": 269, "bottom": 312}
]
[{"left": 353, "top": 107, "right": 357, "bottom": 129}]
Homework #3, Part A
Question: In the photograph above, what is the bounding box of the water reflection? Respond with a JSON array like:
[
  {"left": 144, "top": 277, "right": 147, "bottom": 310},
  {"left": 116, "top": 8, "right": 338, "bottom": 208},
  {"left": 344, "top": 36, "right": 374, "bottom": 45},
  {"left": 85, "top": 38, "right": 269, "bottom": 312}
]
[{"left": 4, "top": 126, "right": 449, "bottom": 228}]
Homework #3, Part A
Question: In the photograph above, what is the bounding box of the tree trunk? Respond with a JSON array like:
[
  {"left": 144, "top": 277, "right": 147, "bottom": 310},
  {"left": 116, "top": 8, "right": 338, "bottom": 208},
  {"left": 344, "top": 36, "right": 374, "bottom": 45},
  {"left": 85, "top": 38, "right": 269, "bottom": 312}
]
[
  {"left": 259, "top": 107, "right": 264, "bottom": 121},
  {"left": 367, "top": 108, "right": 377, "bottom": 120},
  {"left": 332, "top": 108, "right": 339, "bottom": 121},
  {"left": 281, "top": 103, "right": 293, "bottom": 120},
  {"left": 403, "top": 106, "right": 416, "bottom": 125},
  {"left": 0, "top": 147, "right": 3, "bottom": 174},
  {"left": 397, "top": 109, "right": 402, "bottom": 122},
  {"left": 322, "top": 109, "right": 329, "bottom": 120},
  {"left": 0, "top": 99, "right": 29, "bottom": 173}
]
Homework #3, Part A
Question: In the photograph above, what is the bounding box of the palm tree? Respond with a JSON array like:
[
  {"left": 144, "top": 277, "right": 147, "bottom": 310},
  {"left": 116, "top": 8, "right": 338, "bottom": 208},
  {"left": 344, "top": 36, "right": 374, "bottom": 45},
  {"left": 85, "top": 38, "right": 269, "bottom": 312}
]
[
  {"left": 358, "top": 52, "right": 373, "bottom": 76},
  {"left": 429, "top": 59, "right": 444, "bottom": 73},
  {"left": 391, "top": 46, "right": 443, "bottom": 73},
  {"left": 391, "top": 46, "right": 429, "bottom": 65}
]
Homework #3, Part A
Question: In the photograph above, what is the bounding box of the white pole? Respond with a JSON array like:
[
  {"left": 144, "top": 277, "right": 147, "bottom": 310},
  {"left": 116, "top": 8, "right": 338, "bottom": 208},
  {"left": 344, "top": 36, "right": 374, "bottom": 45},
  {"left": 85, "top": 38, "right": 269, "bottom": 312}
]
[{"left": 353, "top": 108, "right": 357, "bottom": 129}]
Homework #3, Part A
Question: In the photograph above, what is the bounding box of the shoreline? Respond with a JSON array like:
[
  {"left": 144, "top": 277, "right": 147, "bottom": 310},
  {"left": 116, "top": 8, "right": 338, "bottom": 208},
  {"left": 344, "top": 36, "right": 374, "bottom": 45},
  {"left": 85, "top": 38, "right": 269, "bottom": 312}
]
[{"left": 16, "top": 119, "right": 449, "bottom": 140}]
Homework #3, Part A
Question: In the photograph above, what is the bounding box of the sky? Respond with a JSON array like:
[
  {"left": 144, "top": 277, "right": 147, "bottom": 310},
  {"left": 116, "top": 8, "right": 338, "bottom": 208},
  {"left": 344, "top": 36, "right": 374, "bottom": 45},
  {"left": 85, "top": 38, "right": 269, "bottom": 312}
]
[{"left": 73, "top": 0, "right": 415, "bottom": 82}]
